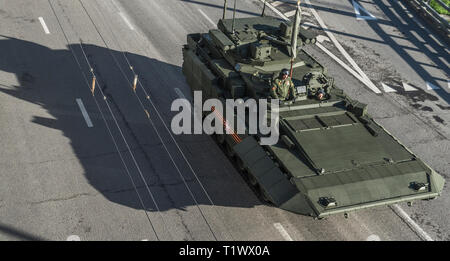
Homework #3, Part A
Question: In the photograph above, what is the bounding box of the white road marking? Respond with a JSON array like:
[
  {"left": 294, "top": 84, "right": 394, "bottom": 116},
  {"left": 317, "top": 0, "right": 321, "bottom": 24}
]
[
  {"left": 260, "top": 0, "right": 380, "bottom": 93},
  {"left": 198, "top": 9, "right": 216, "bottom": 27},
  {"left": 366, "top": 234, "right": 381, "bottom": 241},
  {"left": 67, "top": 235, "right": 81, "bottom": 241},
  {"left": 304, "top": 0, "right": 381, "bottom": 94},
  {"left": 271, "top": 1, "right": 284, "bottom": 7},
  {"left": 390, "top": 204, "right": 433, "bottom": 241},
  {"left": 119, "top": 12, "right": 134, "bottom": 30},
  {"left": 76, "top": 98, "right": 94, "bottom": 128},
  {"left": 426, "top": 82, "right": 441, "bottom": 90},
  {"left": 352, "top": 0, "right": 377, "bottom": 20},
  {"left": 403, "top": 82, "right": 418, "bottom": 91},
  {"left": 382, "top": 83, "right": 397, "bottom": 93},
  {"left": 316, "top": 35, "right": 330, "bottom": 43},
  {"left": 302, "top": 11, "right": 311, "bottom": 17},
  {"left": 273, "top": 223, "right": 293, "bottom": 241},
  {"left": 38, "top": 17, "right": 50, "bottom": 34},
  {"left": 259, "top": 0, "right": 290, "bottom": 20},
  {"left": 315, "top": 42, "right": 376, "bottom": 91},
  {"left": 141, "top": 239, "right": 149, "bottom": 241},
  {"left": 284, "top": 10, "right": 297, "bottom": 17}
]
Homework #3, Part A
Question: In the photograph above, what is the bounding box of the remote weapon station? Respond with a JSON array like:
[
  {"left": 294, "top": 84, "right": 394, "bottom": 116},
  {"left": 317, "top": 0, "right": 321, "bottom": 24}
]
[{"left": 181, "top": 0, "right": 444, "bottom": 218}]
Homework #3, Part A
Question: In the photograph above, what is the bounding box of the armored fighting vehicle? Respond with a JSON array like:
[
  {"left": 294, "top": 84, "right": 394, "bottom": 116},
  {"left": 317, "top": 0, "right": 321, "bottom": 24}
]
[{"left": 181, "top": 3, "right": 444, "bottom": 218}]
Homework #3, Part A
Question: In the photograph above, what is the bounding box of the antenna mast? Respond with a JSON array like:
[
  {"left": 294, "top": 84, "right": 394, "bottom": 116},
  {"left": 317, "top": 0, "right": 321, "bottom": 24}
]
[
  {"left": 261, "top": 0, "right": 266, "bottom": 16},
  {"left": 231, "top": 0, "right": 237, "bottom": 33},
  {"left": 223, "top": 0, "right": 227, "bottom": 19}
]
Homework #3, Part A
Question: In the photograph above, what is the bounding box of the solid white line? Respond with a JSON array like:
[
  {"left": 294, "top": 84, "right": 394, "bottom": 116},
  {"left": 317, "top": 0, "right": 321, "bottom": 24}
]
[
  {"left": 390, "top": 204, "right": 433, "bottom": 241},
  {"left": 260, "top": 0, "right": 381, "bottom": 94},
  {"left": 259, "top": 0, "right": 289, "bottom": 20},
  {"left": 316, "top": 42, "right": 375, "bottom": 90},
  {"left": 304, "top": 0, "right": 381, "bottom": 94},
  {"left": 38, "top": 17, "right": 50, "bottom": 34},
  {"left": 198, "top": 9, "right": 216, "bottom": 27},
  {"left": 76, "top": 98, "right": 94, "bottom": 128},
  {"left": 273, "top": 223, "right": 293, "bottom": 241},
  {"left": 119, "top": 12, "right": 134, "bottom": 30}
]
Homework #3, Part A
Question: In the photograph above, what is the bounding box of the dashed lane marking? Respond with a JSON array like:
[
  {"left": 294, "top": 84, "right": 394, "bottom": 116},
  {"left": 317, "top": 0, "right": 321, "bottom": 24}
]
[
  {"left": 38, "top": 17, "right": 50, "bottom": 34},
  {"left": 76, "top": 98, "right": 94, "bottom": 128},
  {"left": 273, "top": 223, "right": 293, "bottom": 241}
]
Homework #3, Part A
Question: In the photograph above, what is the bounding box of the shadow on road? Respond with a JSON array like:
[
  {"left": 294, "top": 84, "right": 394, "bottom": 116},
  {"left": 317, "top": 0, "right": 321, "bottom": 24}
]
[
  {"left": 303, "top": 1, "right": 450, "bottom": 104},
  {"left": 0, "top": 36, "right": 261, "bottom": 218}
]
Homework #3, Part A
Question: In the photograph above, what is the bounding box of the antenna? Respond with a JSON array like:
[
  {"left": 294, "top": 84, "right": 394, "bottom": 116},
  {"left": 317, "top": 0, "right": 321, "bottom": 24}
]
[
  {"left": 223, "top": 0, "right": 227, "bottom": 19},
  {"left": 231, "top": 0, "right": 237, "bottom": 33},
  {"left": 261, "top": 0, "right": 266, "bottom": 17}
]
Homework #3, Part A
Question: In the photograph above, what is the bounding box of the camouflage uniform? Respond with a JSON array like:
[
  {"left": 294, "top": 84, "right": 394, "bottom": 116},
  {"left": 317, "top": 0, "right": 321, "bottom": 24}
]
[{"left": 271, "top": 77, "right": 295, "bottom": 101}]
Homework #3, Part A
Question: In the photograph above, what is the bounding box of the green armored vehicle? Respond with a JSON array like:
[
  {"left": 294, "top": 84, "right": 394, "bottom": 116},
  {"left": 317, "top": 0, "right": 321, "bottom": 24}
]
[{"left": 181, "top": 3, "right": 444, "bottom": 218}]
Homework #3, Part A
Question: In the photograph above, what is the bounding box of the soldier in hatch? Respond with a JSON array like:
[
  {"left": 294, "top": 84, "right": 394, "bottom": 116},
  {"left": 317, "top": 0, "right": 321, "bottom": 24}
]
[{"left": 270, "top": 68, "right": 296, "bottom": 102}]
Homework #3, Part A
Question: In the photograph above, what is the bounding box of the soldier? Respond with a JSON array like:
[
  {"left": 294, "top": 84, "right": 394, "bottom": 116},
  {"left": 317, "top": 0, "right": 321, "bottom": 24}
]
[{"left": 270, "top": 68, "right": 296, "bottom": 102}]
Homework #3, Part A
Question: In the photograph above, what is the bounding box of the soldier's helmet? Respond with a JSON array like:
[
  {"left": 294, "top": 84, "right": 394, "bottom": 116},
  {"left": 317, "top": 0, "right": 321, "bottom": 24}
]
[{"left": 281, "top": 68, "right": 289, "bottom": 77}]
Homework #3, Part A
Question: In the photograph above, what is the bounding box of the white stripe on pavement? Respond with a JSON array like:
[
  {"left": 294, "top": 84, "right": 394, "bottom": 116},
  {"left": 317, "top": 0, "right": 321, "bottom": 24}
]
[
  {"left": 271, "top": 1, "right": 284, "bottom": 7},
  {"left": 38, "top": 17, "right": 50, "bottom": 34},
  {"left": 304, "top": 0, "right": 381, "bottom": 94},
  {"left": 273, "top": 223, "right": 293, "bottom": 241},
  {"left": 67, "top": 235, "right": 81, "bottom": 241},
  {"left": 198, "top": 9, "right": 217, "bottom": 27},
  {"left": 284, "top": 10, "right": 297, "bottom": 17},
  {"left": 390, "top": 204, "right": 434, "bottom": 241},
  {"left": 382, "top": 83, "right": 397, "bottom": 93},
  {"left": 366, "top": 234, "right": 381, "bottom": 241},
  {"left": 76, "top": 98, "right": 94, "bottom": 128},
  {"left": 403, "top": 82, "right": 418, "bottom": 91},
  {"left": 426, "top": 82, "right": 441, "bottom": 90},
  {"left": 119, "top": 12, "right": 134, "bottom": 30}
]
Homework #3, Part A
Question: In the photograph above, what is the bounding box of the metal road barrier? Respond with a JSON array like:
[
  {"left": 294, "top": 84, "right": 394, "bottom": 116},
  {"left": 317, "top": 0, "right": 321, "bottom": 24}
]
[{"left": 401, "top": 0, "right": 450, "bottom": 44}]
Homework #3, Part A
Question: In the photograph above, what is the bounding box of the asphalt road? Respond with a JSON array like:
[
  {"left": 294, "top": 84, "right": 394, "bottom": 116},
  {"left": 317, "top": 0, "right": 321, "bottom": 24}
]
[{"left": 0, "top": 0, "right": 447, "bottom": 241}]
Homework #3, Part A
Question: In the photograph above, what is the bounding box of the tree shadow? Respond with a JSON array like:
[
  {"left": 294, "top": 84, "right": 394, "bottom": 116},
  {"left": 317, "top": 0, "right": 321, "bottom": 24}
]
[{"left": 0, "top": 36, "right": 261, "bottom": 216}]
